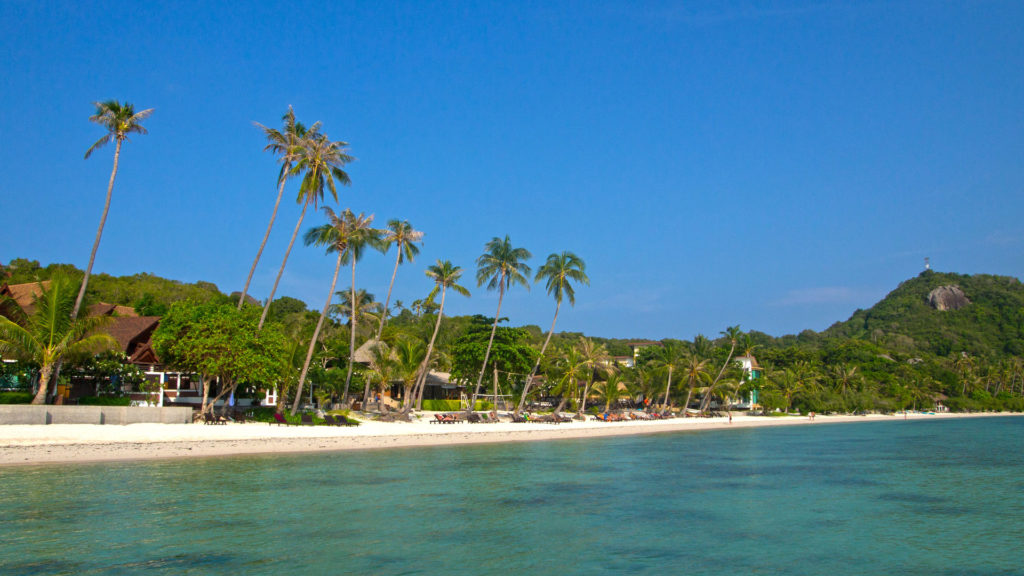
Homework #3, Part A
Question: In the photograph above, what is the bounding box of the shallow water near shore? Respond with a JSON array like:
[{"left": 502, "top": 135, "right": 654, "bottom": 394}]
[{"left": 1, "top": 417, "right": 1022, "bottom": 575}]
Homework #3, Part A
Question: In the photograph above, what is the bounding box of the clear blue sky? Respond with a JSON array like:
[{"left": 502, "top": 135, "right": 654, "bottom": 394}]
[{"left": 2, "top": 1, "right": 1022, "bottom": 340}]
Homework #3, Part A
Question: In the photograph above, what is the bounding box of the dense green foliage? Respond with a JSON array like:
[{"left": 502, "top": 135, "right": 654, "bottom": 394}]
[
  {"left": 77, "top": 396, "right": 132, "bottom": 406},
  {"left": 6, "top": 258, "right": 1023, "bottom": 414},
  {"left": 0, "top": 392, "right": 32, "bottom": 404}
]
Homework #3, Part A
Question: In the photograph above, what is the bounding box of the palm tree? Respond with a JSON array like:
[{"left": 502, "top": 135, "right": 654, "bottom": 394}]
[
  {"left": 333, "top": 286, "right": 386, "bottom": 407},
  {"left": 335, "top": 213, "right": 380, "bottom": 404},
  {"left": 291, "top": 208, "right": 370, "bottom": 414},
  {"left": 594, "top": 373, "right": 631, "bottom": 412},
  {"left": 77, "top": 101, "right": 153, "bottom": 320},
  {"left": 577, "top": 338, "right": 611, "bottom": 416},
  {"left": 408, "top": 260, "right": 470, "bottom": 412},
  {"left": 374, "top": 220, "right": 423, "bottom": 342},
  {"left": 392, "top": 337, "right": 426, "bottom": 410},
  {"left": 701, "top": 325, "right": 743, "bottom": 414},
  {"left": 648, "top": 341, "right": 686, "bottom": 412},
  {"left": 830, "top": 363, "right": 859, "bottom": 397},
  {"left": 238, "top": 107, "right": 309, "bottom": 309},
  {"left": 515, "top": 251, "right": 588, "bottom": 416},
  {"left": 0, "top": 276, "right": 117, "bottom": 404},
  {"left": 332, "top": 288, "right": 382, "bottom": 335},
  {"left": 259, "top": 129, "right": 353, "bottom": 330},
  {"left": 551, "top": 345, "right": 589, "bottom": 415},
  {"left": 470, "top": 236, "right": 531, "bottom": 411},
  {"left": 364, "top": 341, "right": 396, "bottom": 409},
  {"left": 679, "top": 349, "right": 711, "bottom": 414}
]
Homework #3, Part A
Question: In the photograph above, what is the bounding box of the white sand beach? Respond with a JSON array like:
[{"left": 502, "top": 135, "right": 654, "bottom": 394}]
[{"left": 0, "top": 411, "right": 1014, "bottom": 466}]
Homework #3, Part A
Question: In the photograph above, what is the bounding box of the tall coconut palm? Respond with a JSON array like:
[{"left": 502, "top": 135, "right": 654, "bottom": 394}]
[
  {"left": 291, "top": 208, "right": 370, "bottom": 414},
  {"left": 470, "top": 236, "right": 531, "bottom": 411},
  {"left": 239, "top": 107, "right": 309, "bottom": 309},
  {"left": 408, "top": 260, "right": 470, "bottom": 412},
  {"left": 334, "top": 212, "right": 380, "bottom": 404},
  {"left": 77, "top": 101, "right": 153, "bottom": 320},
  {"left": 0, "top": 276, "right": 117, "bottom": 404},
  {"left": 374, "top": 220, "right": 423, "bottom": 342},
  {"left": 259, "top": 129, "right": 353, "bottom": 330},
  {"left": 515, "top": 251, "right": 588, "bottom": 416}
]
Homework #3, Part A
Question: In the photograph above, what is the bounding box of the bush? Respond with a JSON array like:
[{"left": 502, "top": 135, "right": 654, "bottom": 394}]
[
  {"left": 421, "top": 399, "right": 492, "bottom": 411},
  {"left": 77, "top": 396, "right": 132, "bottom": 406},
  {"left": 0, "top": 392, "right": 32, "bottom": 404}
]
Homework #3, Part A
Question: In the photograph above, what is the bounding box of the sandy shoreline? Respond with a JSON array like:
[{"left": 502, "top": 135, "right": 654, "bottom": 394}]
[{"left": 0, "top": 412, "right": 1016, "bottom": 467}]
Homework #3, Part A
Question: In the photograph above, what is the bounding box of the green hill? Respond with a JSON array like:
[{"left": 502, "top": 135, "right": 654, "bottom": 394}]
[{"left": 822, "top": 270, "right": 1024, "bottom": 359}]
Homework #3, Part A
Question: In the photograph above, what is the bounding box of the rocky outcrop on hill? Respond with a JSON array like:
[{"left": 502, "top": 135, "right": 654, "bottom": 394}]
[{"left": 928, "top": 285, "right": 970, "bottom": 311}]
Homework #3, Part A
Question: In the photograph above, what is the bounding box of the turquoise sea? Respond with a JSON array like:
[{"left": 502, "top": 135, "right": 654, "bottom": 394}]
[{"left": 1, "top": 417, "right": 1023, "bottom": 575}]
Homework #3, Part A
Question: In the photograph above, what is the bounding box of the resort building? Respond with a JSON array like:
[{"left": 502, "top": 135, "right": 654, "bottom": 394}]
[{"left": 734, "top": 355, "right": 762, "bottom": 409}]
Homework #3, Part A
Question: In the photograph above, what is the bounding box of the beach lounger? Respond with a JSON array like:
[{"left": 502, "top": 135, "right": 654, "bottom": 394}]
[
  {"left": 272, "top": 413, "right": 291, "bottom": 426},
  {"left": 300, "top": 414, "right": 315, "bottom": 426},
  {"left": 467, "top": 413, "right": 482, "bottom": 423}
]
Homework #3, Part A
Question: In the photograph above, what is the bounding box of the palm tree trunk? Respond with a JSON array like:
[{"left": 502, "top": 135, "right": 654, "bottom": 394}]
[
  {"left": 471, "top": 279, "right": 505, "bottom": 412},
  {"left": 579, "top": 377, "right": 594, "bottom": 416},
  {"left": 346, "top": 260, "right": 360, "bottom": 405},
  {"left": 239, "top": 176, "right": 287, "bottom": 309},
  {"left": 661, "top": 365, "right": 674, "bottom": 410},
  {"left": 73, "top": 139, "right": 121, "bottom": 320},
  {"left": 292, "top": 252, "right": 343, "bottom": 415},
  {"left": 375, "top": 249, "right": 402, "bottom": 342},
  {"left": 259, "top": 202, "right": 309, "bottom": 330},
  {"left": 702, "top": 343, "right": 736, "bottom": 414},
  {"left": 515, "top": 300, "right": 560, "bottom": 416},
  {"left": 31, "top": 363, "right": 54, "bottom": 405},
  {"left": 553, "top": 379, "right": 572, "bottom": 415},
  {"left": 682, "top": 384, "right": 694, "bottom": 415},
  {"left": 408, "top": 287, "right": 447, "bottom": 413}
]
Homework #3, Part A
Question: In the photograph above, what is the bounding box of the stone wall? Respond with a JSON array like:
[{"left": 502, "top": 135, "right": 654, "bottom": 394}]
[{"left": 0, "top": 405, "right": 194, "bottom": 425}]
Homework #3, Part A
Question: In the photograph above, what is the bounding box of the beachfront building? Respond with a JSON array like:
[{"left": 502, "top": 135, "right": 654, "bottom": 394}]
[
  {"left": 627, "top": 341, "right": 662, "bottom": 365},
  {"left": 734, "top": 355, "right": 761, "bottom": 409}
]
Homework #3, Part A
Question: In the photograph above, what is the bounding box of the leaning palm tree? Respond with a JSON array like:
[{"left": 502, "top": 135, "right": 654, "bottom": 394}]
[
  {"left": 0, "top": 276, "right": 117, "bottom": 404},
  {"left": 408, "top": 260, "right": 470, "bottom": 412},
  {"left": 291, "top": 207, "right": 370, "bottom": 414},
  {"left": 515, "top": 251, "right": 588, "bottom": 416},
  {"left": 259, "top": 129, "right": 353, "bottom": 330},
  {"left": 701, "top": 325, "right": 743, "bottom": 414},
  {"left": 77, "top": 101, "right": 153, "bottom": 320},
  {"left": 238, "top": 107, "right": 309, "bottom": 309},
  {"left": 374, "top": 219, "right": 423, "bottom": 342},
  {"left": 470, "top": 236, "right": 531, "bottom": 411}
]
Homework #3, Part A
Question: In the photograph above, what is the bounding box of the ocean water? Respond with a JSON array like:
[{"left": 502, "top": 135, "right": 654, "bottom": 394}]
[{"left": 1, "top": 417, "right": 1022, "bottom": 575}]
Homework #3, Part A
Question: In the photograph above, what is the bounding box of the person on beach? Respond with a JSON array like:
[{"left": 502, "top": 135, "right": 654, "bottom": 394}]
[{"left": 728, "top": 413, "right": 732, "bottom": 424}]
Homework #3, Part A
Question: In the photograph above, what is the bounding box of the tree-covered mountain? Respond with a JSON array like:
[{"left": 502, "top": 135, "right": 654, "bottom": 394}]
[{"left": 821, "top": 270, "right": 1024, "bottom": 359}]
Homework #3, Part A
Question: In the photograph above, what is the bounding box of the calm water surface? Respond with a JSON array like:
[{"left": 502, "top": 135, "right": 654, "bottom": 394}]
[{"left": 1, "top": 417, "right": 1022, "bottom": 575}]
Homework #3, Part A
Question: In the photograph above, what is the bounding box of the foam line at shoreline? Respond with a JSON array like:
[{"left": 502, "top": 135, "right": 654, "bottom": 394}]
[{"left": 0, "top": 412, "right": 1016, "bottom": 467}]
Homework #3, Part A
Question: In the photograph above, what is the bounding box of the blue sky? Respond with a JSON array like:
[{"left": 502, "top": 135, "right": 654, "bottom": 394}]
[{"left": 2, "top": 1, "right": 1022, "bottom": 340}]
